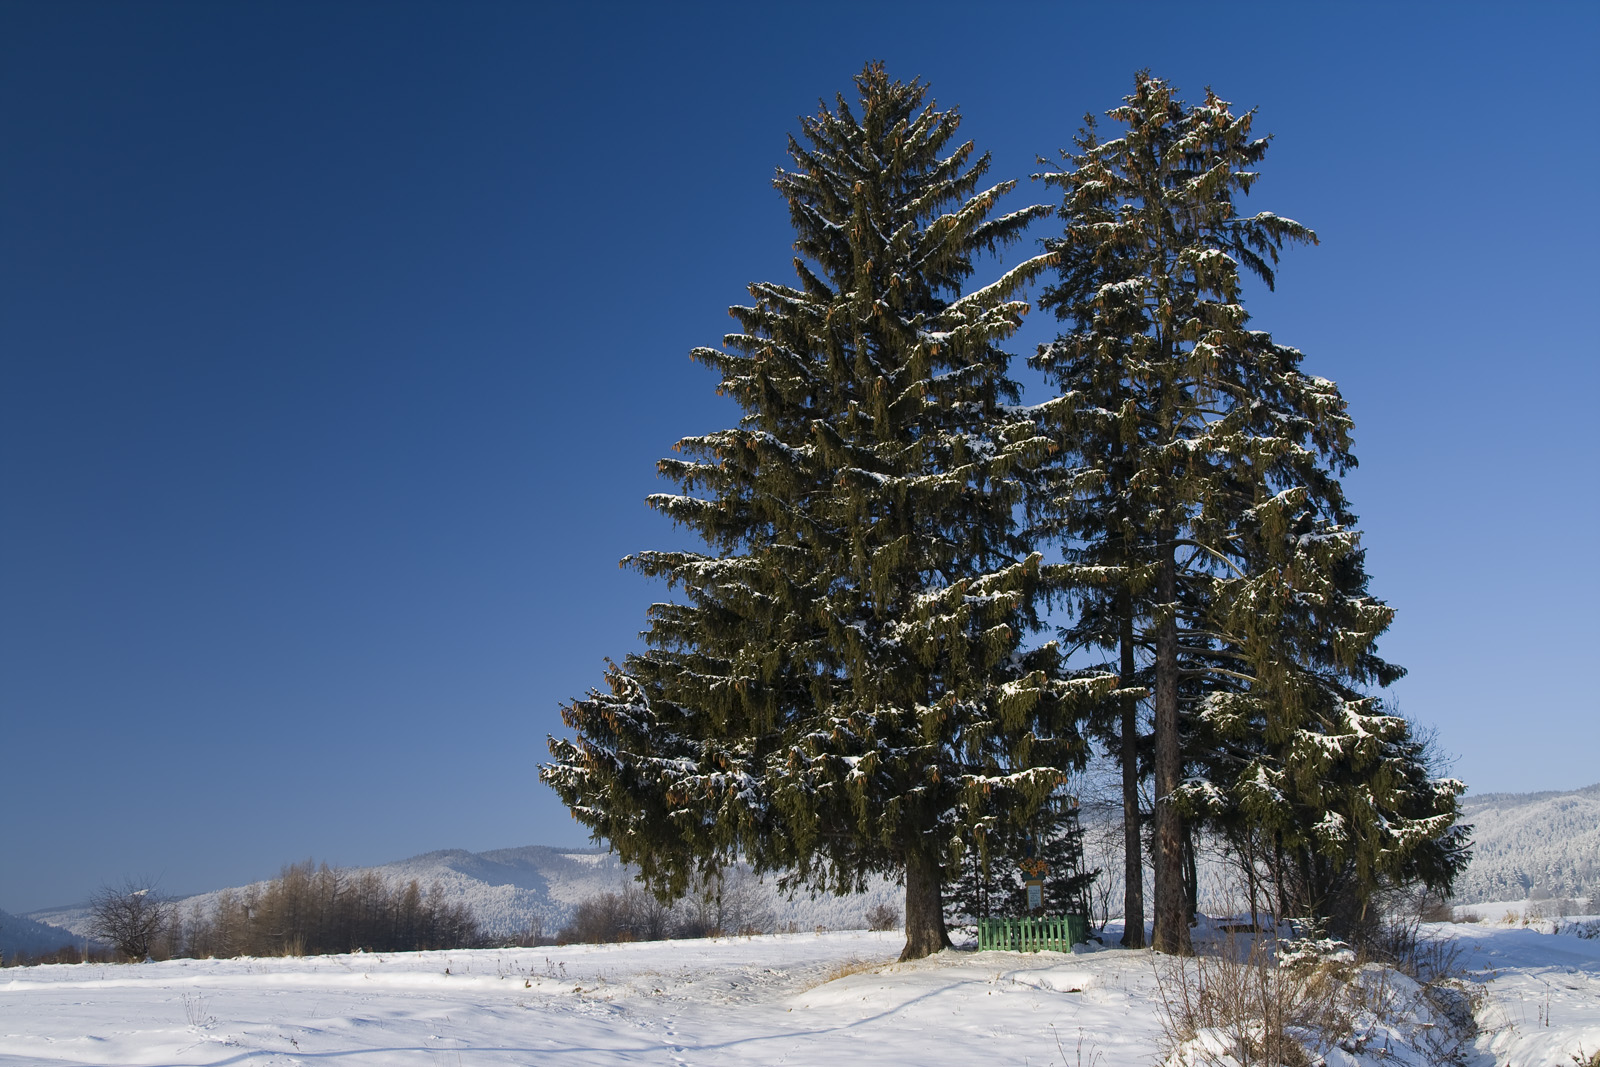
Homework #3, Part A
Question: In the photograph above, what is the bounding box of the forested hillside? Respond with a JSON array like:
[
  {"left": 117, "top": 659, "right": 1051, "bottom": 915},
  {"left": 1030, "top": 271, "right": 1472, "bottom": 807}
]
[
  {"left": 1451, "top": 782, "right": 1600, "bottom": 905},
  {"left": 0, "top": 907, "right": 80, "bottom": 960}
]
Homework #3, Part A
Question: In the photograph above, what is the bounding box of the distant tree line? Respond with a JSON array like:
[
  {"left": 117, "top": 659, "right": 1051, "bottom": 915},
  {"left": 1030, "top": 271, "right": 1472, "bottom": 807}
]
[
  {"left": 552, "top": 865, "right": 900, "bottom": 945},
  {"left": 557, "top": 865, "right": 782, "bottom": 944},
  {"left": 0, "top": 943, "right": 118, "bottom": 968},
  {"left": 86, "top": 864, "right": 482, "bottom": 961}
]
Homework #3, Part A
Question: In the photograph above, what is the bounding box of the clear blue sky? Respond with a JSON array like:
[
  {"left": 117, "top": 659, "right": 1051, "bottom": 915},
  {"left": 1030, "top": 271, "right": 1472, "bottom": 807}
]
[{"left": 2, "top": 1, "right": 1594, "bottom": 913}]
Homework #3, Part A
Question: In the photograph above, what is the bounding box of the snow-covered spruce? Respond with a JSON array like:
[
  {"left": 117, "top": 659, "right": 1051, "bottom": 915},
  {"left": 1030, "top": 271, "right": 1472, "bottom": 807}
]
[
  {"left": 1030, "top": 74, "right": 1466, "bottom": 951},
  {"left": 543, "top": 64, "right": 1112, "bottom": 962}
]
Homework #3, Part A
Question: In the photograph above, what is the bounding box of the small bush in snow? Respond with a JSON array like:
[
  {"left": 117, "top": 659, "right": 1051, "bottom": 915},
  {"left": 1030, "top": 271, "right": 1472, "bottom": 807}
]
[
  {"left": 88, "top": 880, "right": 174, "bottom": 961},
  {"left": 1154, "top": 921, "right": 1479, "bottom": 1067}
]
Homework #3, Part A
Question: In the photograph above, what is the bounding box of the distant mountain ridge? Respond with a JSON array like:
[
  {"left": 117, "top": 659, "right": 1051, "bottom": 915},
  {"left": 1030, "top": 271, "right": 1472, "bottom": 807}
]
[
  {"left": 23, "top": 783, "right": 1596, "bottom": 941},
  {"left": 27, "top": 845, "right": 900, "bottom": 941}
]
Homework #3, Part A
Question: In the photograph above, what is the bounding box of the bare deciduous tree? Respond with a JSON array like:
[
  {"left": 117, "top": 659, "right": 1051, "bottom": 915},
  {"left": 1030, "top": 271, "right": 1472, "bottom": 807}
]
[{"left": 88, "top": 879, "right": 173, "bottom": 961}]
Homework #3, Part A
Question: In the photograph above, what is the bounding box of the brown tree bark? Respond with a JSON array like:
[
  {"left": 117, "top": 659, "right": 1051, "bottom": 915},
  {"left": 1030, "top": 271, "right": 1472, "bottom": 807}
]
[
  {"left": 1151, "top": 542, "right": 1192, "bottom": 955},
  {"left": 900, "top": 849, "right": 952, "bottom": 961},
  {"left": 1119, "top": 598, "right": 1146, "bottom": 949}
]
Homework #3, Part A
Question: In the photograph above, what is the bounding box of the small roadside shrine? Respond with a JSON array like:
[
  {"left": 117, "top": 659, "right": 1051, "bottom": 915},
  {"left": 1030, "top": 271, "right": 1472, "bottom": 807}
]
[{"left": 955, "top": 786, "right": 1093, "bottom": 952}]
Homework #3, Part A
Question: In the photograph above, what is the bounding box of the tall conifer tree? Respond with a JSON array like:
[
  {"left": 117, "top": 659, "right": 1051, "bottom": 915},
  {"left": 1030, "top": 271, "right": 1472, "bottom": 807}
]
[
  {"left": 1185, "top": 488, "right": 1469, "bottom": 931},
  {"left": 544, "top": 65, "right": 1111, "bottom": 961},
  {"left": 1032, "top": 166, "right": 1157, "bottom": 945},
  {"left": 1034, "top": 74, "right": 1463, "bottom": 951}
]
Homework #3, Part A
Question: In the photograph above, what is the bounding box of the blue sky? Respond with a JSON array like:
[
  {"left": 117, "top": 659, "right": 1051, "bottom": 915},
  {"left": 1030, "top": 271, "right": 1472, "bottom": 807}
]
[{"left": 2, "top": 1, "right": 1594, "bottom": 913}]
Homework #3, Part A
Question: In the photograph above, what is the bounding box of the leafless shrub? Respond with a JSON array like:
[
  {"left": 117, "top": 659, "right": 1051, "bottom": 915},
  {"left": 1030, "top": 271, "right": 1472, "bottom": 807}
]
[
  {"left": 676, "top": 864, "right": 772, "bottom": 938},
  {"left": 89, "top": 878, "right": 175, "bottom": 961},
  {"left": 1153, "top": 935, "right": 1347, "bottom": 1067},
  {"left": 1155, "top": 923, "right": 1478, "bottom": 1067},
  {"left": 557, "top": 884, "right": 683, "bottom": 944},
  {"left": 557, "top": 889, "right": 635, "bottom": 944},
  {"left": 1418, "top": 894, "right": 1454, "bottom": 923},
  {"left": 181, "top": 991, "right": 215, "bottom": 1029},
  {"left": 864, "top": 902, "right": 900, "bottom": 931}
]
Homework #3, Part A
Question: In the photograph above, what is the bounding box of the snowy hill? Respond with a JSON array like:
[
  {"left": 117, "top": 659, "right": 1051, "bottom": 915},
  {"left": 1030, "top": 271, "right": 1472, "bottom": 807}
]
[
  {"left": 327, "top": 844, "right": 900, "bottom": 937},
  {"left": 27, "top": 845, "right": 902, "bottom": 940},
  {"left": 0, "top": 907, "right": 81, "bottom": 960},
  {"left": 1452, "top": 781, "right": 1600, "bottom": 906},
  {"left": 25, "top": 780, "right": 1592, "bottom": 942}
]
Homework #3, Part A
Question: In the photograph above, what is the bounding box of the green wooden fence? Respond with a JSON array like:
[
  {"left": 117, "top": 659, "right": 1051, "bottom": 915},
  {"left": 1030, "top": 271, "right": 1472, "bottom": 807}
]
[{"left": 977, "top": 914, "right": 1088, "bottom": 952}]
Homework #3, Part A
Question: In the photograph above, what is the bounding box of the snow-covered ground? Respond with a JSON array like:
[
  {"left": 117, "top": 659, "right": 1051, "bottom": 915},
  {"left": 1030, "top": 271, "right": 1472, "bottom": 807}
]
[
  {"left": 1445, "top": 915, "right": 1600, "bottom": 1066},
  {"left": 3, "top": 919, "right": 1597, "bottom": 1066}
]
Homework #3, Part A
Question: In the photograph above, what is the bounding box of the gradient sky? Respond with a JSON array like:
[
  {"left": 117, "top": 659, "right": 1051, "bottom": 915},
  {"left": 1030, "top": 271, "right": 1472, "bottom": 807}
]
[{"left": 2, "top": 1, "right": 1595, "bottom": 913}]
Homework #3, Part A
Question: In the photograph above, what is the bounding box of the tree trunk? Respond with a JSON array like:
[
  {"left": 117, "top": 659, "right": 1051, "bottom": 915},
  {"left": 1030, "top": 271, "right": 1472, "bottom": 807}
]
[
  {"left": 1151, "top": 542, "right": 1191, "bottom": 954},
  {"left": 900, "top": 850, "right": 951, "bottom": 961},
  {"left": 1245, "top": 834, "right": 1261, "bottom": 929},
  {"left": 1184, "top": 823, "right": 1198, "bottom": 922},
  {"left": 1119, "top": 599, "right": 1146, "bottom": 949}
]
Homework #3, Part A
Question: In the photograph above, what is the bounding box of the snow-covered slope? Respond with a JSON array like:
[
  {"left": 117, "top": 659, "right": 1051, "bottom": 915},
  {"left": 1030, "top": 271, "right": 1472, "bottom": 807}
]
[
  {"left": 1453, "top": 781, "right": 1600, "bottom": 906},
  {"left": 27, "top": 845, "right": 902, "bottom": 940},
  {"left": 1074, "top": 780, "right": 1600, "bottom": 917}
]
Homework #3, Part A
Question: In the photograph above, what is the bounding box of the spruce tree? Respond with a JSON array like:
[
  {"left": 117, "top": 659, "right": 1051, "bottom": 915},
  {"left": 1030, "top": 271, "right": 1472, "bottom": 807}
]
[
  {"left": 1032, "top": 175, "right": 1157, "bottom": 945},
  {"left": 1185, "top": 491, "right": 1469, "bottom": 932},
  {"left": 1033, "top": 74, "right": 1465, "bottom": 952},
  {"left": 945, "top": 783, "right": 1096, "bottom": 925},
  {"left": 543, "top": 64, "right": 1111, "bottom": 961}
]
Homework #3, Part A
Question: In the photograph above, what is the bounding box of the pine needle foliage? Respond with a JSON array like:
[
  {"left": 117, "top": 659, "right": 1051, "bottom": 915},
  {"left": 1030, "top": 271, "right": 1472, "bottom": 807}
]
[
  {"left": 1033, "top": 73, "right": 1465, "bottom": 949},
  {"left": 543, "top": 64, "right": 1112, "bottom": 960}
]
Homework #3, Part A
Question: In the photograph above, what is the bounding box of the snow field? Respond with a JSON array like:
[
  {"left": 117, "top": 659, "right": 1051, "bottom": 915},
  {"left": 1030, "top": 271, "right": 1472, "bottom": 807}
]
[
  {"left": 0, "top": 931, "right": 1165, "bottom": 1066},
  {"left": 2, "top": 921, "right": 1597, "bottom": 1066},
  {"left": 1439, "top": 918, "right": 1600, "bottom": 1067}
]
